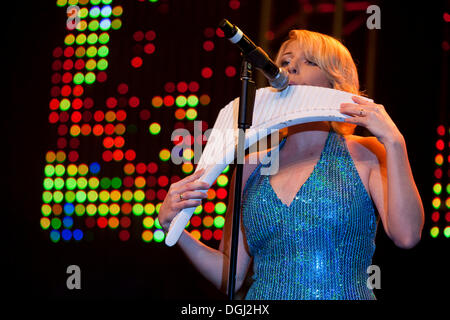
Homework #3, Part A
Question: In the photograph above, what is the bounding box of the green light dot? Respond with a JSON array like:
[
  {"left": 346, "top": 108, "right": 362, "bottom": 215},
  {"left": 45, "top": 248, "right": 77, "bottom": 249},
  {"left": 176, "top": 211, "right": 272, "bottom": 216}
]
[
  {"left": 54, "top": 165, "right": 65, "bottom": 177},
  {"left": 42, "top": 191, "right": 53, "bottom": 204},
  {"left": 149, "top": 123, "right": 161, "bottom": 135},
  {"left": 194, "top": 205, "right": 203, "bottom": 215},
  {"left": 430, "top": 227, "right": 439, "bottom": 238},
  {"left": 111, "top": 177, "right": 122, "bottom": 189},
  {"left": 100, "top": 177, "right": 111, "bottom": 188},
  {"left": 59, "top": 99, "right": 71, "bottom": 111},
  {"left": 132, "top": 203, "right": 144, "bottom": 216},
  {"left": 176, "top": 95, "right": 187, "bottom": 107},
  {"left": 99, "top": 190, "right": 110, "bottom": 203},
  {"left": 51, "top": 218, "right": 62, "bottom": 229},
  {"left": 102, "top": 0, "right": 113, "bottom": 4},
  {"left": 98, "top": 45, "right": 109, "bottom": 57},
  {"left": 433, "top": 183, "right": 442, "bottom": 195},
  {"left": 43, "top": 178, "right": 54, "bottom": 190},
  {"left": 86, "top": 204, "right": 97, "bottom": 216},
  {"left": 97, "top": 58, "right": 108, "bottom": 70},
  {"left": 53, "top": 178, "right": 64, "bottom": 190},
  {"left": 86, "top": 46, "right": 98, "bottom": 58},
  {"left": 75, "top": 204, "right": 85, "bottom": 216},
  {"left": 64, "top": 34, "right": 75, "bottom": 46},
  {"left": 75, "top": 33, "right": 87, "bottom": 45},
  {"left": 444, "top": 227, "right": 450, "bottom": 238},
  {"left": 73, "top": 72, "right": 85, "bottom": 84},
  {"left": 216, "top": 175, "right": 228, "bottom": 187},
  {"left": 41, "top": 204, "right": 52, "bottom": 216},
  {"left": 87, "top": 190, "right": 98, "bottom": 202},
  {"left": 53, "top": 191, "right": 64, "bottom": 203},
  {"left": 185, "top": 108, "right": 197, "bottom": 120},
  {"left": 215, "top": 202, "right": 227, "bottom": 215},
  {"left": 154, "top": 217, "right": 162, "bottom": 228},
  {"left": 85, "top": 72, "right": 96, "bottom": 84},
  {"left": 65, "top": 191, "right": 76, "bottom": 203},
  {"left": 87, "top": 33, "right": 98, "bottom": 45},
  {"left": 153, "top": 230, "right": 165, "bottom": 242},
  {"left": 98, "top": 32, "right": 110, "bottom": 44},
  {"left": 187, "top": 95, "right": 199, "bottom": 107},
  {"left": 77, "top": 177, "right": 88, "bottom": 189},
  {"left": 79, "top": 7, "right": 89, "bottom": 19},
  {"left": 44, "top": 164, "right": 55, "bottom": 177},
  {"left": 64, "top": 178, "right": 76, "bottom": 190},
  {"left": 446, "top": 184, "right": 450, "bottom": 194},
  {"left": 88, "top": 20, "right": 100, "bottom": 31},
  {"left": 76, "top": 190, "right": 87, "bottom": 203},
  {"left": 214, "top": 216, "right": 225, "bottom": 228},
  {"left": 98, "top": 204, "right": 109, "bottom": 216},
  {"left": 89, "top": 177, "right": 100, "bottom": 189}
]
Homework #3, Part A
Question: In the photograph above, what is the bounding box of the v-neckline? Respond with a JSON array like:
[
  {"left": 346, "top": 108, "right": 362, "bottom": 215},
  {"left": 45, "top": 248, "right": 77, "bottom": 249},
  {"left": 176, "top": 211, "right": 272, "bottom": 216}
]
[{"left": 267, "top": 130, "right": 333, "bottom": 209}]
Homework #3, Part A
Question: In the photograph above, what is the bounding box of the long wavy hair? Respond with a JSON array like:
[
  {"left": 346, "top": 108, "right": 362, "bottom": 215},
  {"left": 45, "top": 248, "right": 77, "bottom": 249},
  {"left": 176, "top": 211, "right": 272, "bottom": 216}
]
[{"left": 275, "top": 30, "right": 361, "bottom": 135}]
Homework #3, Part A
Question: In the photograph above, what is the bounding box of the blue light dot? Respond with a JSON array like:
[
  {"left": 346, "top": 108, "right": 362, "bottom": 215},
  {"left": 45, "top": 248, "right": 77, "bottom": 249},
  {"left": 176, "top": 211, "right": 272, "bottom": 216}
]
[
  {"left": 90, "top": 162, "right": 100, "bottom": 174},
  {"left": 50, "top": 230, "right": 60, "bottom": 243},
  {"left": 62, "top": 229, "right": 72, "bottom": 241},
  {"left": 64, "top": 203, "right": 75, "bottom": 215},
  {"left": 63, "top": 216, "right": 74, "bottom": 228},
  {"left": 73, "top": 229, "right": 83, "bottom": 241},
  {"left": 99, "top": 18, "right": 111, "bottom": 31},
  {"left": 89, "top": 6, "right": 101, "bottom": 18},
  {"left": 101, "top": 5, "right": 112, "bottom": 17}
]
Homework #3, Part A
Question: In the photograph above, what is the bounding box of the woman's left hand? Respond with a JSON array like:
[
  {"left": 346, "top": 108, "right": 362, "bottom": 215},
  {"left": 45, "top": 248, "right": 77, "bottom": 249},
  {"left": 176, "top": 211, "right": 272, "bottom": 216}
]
[{"left": 340, "top": 96, "right": 404, "bottom": 145}]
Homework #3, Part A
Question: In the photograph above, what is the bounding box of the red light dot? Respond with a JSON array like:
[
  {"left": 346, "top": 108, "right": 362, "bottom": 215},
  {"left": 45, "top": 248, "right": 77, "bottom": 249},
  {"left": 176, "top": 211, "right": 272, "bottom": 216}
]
[
  {"left": 51, "top": 73, "right": 61, "bottom": 85},
  {"left": 62, "top": 72, "right": 73, "bottom": 83},
  {"left": 216, "top": 28, "right": 225, "bottom": 38},
  {"left": 85, "top": 217, "right": 95, "bottom": 228},
  {"left": 49, "top": 99, "right": 59, "bottom": 110},
  {"left": 139, "top": 109, "right": 150, "bottom": 120},
  {"left": 158, "top": 176, "right": 169, "bottom": 187},
  {"left": 74, "top": 59, "right": 85, "bottom": 70},
  {"left": 63, "top": 59, "right": 73, "bottom": 70},
  {"left": 113, "top": 149, "right": 124, "bottom": 161},
  {"left": 58, "top": 124, "right": 68, "bottom": 136},
  {"left": 435, "top": 168, "right": 442, "bottom": 179},
  {"left": 135, "top": 163, "right": 147, "bottom": 174},
  {"left": 123, "top": 176, "right": 134, "bottom": 188},
  {"left": 129, "top": 96, "right": 140, "bottom": 108},
  {"left": 69, "top": 138, "right": 80, "bottom": 149},
  {"left": 125, "top": 149, "right": 136, "bottom": 161},
  {"left": 93, "top": 124, "right": 104, "bottom": 136},
  {"left": 164, "top": 82, "right": 176, "bottom": 93},
  {"left": 204, "top": 27, "right": 215, "bottom": 38},
  {"left": 216, "top": 188, "right": 228, "bottom": 199},
  {"left": 49, "top": 112, "right": 59, "bottom": 123},
  {"left": 201, "top": 67, "right": 213, "bottom": 79},
  {"left": 204, "top": 202, "right": 215, "bottom": 213},
  {"left": 445, "top": 212, "right": 450, "bottom": 222},
  {"left": 102, "top": 150, "right": 113, "bottom": 162},
  {"left": 203, "top": 40, "right": 214, "bottom": 51},
  {"left": 229, "top": 0, "right": 240, "bottom": 10},
  {"left": 117, "top": 83, "right": 128, "bottom": 95},
  {"left": 68, "top": 151, "right": 78, "bottom": 162},
  {"left": 57, "top": 137, "right": 67, "bottom": 149},
  {"left": 177, "top": 82, "right": 188, "bottom": 93},
  {"left": 444, "top": 12, "right": 450, "bottom": 22},
  {"left": 191, "top": 216, "right": 201, "bottom": 227},
  {"left": 73, "top": 85, "right": 84, "bottom": 97},
  {"left": 84, "top": 97, "right": 94, "bottom": 109},
  {"left": 120, "top": 216, "right": 131, "bottom": 228},
  {"left": 114, "top": 136, "right": 125, "bottom": 148},
  {"left": 144, "top": 43, "right": 155, "bottom": 54},
  {"left": 64, "top": 47, "right": 74, "bottom": 58},
  {"left": 116, "top": 110, "right": 127, "bottom": 121},
  {"left": 131, "top": 56, "right": 143, "bottom": 68},
  {"left": 225, "top": 66, "right": 236, "bottom": 77},
  {"left": 188, "top": 81, "right": 199, "bottom": 92},
  {"left": 103, "top": 137, "right": 114, "bottom": 148},
  {"left": 157, "top": 189, "right": 167, "bottom": 201},
  {"left": 71, "top": 111, "right": 82, "bottom": 123},
  {"left": 72, "top": 98, "right": 83, "bottom": 109},
  {"left": 50, "top": 86, "right": 60, "bottom": 97},
  {"left": 94, "top": 110, "right": 105, "bottom": 122},
  {"left": 61, "top": 85, "right": 71, "bottom": 96},
  {"left": 119, "top": 230, "right": 130, "bottom": 241},
  {"left": 431, "top": 211, "right": 440, "bottom": 222},
  {"left": 133, "top": 30, "right": 144, "bottom": 41},
  {"left": 213, "top": 229, "right": 223, "bottom": 240},
  {"left": 145, "top": 30, "right": 156, "bottom": 41},
  {"left": 436, "top": 139, "right": 445, "bottom": 150},
  {"left": 82, "top": 111, "right": 92, "bottom": 122},
  {"left": 59, "top": 112, "right": 69, "bottom": 123},
  {"left": 53, "top": 47, "right": 63, "bottom": 58},
  {"left": 106, "top": 97, "right": 117, "bottom": 108},
  {"left": 97, "top": 71, "right": 107, "bottom": 83},
  {"left": 147, "top": 162, "right": 158, "bottom": 174},
  {"left": 202, "top": 229, "right": 213, "bottom": 240},
  {"left": 104, "top": 123, "right": 115, "bottom": 135},
  {"left": 437, "top": 125, "right": 445, "bottom": 136},
  {"left": 52, "top": 60, "right": 62, "bottom": 71},
  {"left": 164, "top": 95, "right": 175, "bottom": 106}
]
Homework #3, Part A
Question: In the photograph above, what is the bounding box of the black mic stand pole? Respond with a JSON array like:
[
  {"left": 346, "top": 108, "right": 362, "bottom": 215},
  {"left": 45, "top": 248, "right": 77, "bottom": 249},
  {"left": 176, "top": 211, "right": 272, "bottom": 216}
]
[{"left": 227, "top": 59, "right": 256, "bottom": 300}]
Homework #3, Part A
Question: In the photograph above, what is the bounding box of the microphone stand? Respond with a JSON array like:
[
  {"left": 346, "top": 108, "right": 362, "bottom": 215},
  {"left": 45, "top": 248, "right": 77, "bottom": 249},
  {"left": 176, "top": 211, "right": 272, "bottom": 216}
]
[{"left": 227, "top": 59, "right": 255, "bottom": 300}]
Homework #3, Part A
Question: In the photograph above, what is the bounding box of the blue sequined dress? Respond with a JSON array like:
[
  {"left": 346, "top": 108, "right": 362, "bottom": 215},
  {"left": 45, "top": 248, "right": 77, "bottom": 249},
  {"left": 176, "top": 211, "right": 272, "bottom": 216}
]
[{"left": 242, "top": 129, "right": 377, "bottom": 300}]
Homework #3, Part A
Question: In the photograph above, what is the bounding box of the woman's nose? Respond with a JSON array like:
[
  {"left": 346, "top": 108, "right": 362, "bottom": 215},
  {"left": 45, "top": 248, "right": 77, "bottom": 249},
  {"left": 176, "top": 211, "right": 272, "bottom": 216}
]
[{"left": 287, "top": 66, "right": 298, "bottom": 74}]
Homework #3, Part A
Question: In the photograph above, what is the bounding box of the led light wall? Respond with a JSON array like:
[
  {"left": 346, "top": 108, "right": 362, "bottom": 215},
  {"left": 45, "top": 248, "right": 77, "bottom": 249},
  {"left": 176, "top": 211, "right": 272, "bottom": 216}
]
[{"left": 42, "top": 0, "right": 244, "bottom": 244}]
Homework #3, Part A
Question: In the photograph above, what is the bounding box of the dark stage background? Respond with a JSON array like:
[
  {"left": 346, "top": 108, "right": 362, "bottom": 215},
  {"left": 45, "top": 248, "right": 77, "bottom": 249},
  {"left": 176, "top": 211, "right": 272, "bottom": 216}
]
[{"left": 5, "top": 0, "right": 449, "bottom": 304}]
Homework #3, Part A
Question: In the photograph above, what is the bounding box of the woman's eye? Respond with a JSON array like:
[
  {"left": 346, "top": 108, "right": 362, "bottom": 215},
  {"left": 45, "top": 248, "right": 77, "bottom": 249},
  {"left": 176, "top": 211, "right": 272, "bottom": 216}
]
[
  {"left": 306, "top": 59, "right": 317, "bottom": 66},
  {"left": 280, "top": 60, "right": 290, "bottom": 67}
]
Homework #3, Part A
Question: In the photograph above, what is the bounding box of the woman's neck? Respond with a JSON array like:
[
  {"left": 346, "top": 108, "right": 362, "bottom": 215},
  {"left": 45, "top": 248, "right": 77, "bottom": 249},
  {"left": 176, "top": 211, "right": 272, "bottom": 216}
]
[{"left": 283, "top": 121, "right": 331, "bottom": 152}]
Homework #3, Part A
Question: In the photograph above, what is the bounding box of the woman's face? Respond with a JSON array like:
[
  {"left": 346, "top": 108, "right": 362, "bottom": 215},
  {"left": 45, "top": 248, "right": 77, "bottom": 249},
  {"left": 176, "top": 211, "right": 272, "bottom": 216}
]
[{"left": 278, "top": 40, "right": 332, "bottom": 88}]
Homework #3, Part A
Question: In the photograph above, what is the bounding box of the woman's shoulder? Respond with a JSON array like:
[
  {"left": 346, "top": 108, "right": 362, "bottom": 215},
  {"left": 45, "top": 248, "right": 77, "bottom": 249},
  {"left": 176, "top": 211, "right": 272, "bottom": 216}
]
[{"left": 343, "top": 134, "right": 386, "bottom": 165}]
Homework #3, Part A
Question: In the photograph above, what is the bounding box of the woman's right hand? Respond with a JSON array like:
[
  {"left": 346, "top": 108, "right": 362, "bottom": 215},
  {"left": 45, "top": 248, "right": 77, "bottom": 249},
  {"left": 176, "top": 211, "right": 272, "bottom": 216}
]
[{"left": 158, "top": 168, "right": 209, "bottom": 232}]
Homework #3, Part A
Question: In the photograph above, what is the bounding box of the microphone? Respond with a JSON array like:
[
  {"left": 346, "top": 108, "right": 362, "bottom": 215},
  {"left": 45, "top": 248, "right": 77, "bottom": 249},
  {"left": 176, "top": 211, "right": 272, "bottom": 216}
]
[{"left": 218, "top": 19, "right": 289, "bottom": 90}]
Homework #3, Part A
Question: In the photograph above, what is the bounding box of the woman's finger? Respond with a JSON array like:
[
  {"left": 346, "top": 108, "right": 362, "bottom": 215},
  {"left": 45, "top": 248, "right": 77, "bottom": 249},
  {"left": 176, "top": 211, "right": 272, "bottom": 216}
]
[
  {"left": 176, "top": 180, "right": 210, "bottom": 194},
  {"left": 173, "top": 199, "right": 202, "bottom": 211},
  {"left": 178, "top": 190, "right": 208, "bottom": 200}
]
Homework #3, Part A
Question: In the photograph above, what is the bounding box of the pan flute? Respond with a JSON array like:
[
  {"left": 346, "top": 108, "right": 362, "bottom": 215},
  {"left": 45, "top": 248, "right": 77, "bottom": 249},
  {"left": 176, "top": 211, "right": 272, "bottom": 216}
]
[{"left": 165, "top": 85, "right": 372, "bottom": 246}]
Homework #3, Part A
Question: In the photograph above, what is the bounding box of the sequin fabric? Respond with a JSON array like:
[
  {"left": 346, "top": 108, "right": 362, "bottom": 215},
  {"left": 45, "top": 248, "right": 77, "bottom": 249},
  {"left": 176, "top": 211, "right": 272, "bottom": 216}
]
[{"left": 242, "top": 130, "right": 377, "bottom": 300}]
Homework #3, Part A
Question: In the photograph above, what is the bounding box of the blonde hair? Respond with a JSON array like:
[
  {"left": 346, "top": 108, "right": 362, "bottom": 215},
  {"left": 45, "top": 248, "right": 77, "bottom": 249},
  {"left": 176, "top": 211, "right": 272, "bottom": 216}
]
[{"left": 276, "top": 30, "right": 361, "bottom": 136}]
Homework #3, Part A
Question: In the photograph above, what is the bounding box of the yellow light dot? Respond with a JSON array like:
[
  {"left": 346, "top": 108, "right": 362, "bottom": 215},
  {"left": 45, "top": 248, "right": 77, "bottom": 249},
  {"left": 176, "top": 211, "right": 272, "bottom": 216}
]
[
  {"left": 67, "top": 164, "right": 78, "bottom": 176},
  {"left": 109, "top": 203, "right": 121, "bottom": 215},
  {"left": 46, "top": 151, "right": 56, "bottom": 163},
  {"left": 144, "top": 203, "right": 155, "bottom": 215},
  {"left": 142, "top": 230, "right": 153, "bottom": 242},
  {"left": 70, "top": 124, "right": 81, "bottom": 137},
  {"left": 110, "top": 190, "right": 121, "bottom": 202},
  {"left": 143, "top": 217, "right": 155, "bottom": 229},
  {"left": 191, "top": 230, "right": 201, "bottom": 240},
  {"left": 182, "top": 148, "right": 194, "bottom": 161},
  {"left": 182, "top": 163, "right": 194, "bottom": 174}
]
